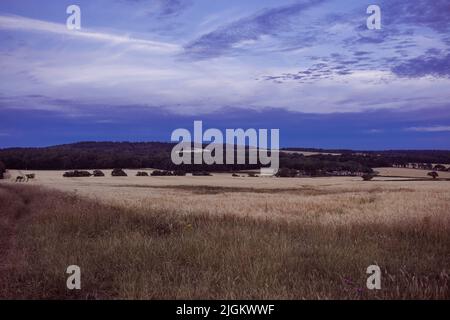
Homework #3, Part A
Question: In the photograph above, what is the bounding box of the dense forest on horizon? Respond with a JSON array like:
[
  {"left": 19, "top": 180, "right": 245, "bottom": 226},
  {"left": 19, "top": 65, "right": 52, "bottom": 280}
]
[{"left": 0, "top": 141, "right": 449, "bottom": 174}]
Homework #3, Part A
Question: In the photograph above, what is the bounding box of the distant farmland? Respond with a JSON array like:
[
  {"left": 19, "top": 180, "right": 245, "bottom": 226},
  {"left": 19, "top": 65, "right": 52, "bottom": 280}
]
[{"left": 375, "top": 167, "right": 450, "bottom": 179}]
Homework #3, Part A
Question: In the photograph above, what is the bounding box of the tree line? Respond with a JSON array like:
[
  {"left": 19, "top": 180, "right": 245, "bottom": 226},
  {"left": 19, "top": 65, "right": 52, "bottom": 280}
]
[
  {"left": 1, "top": 141, "right": 449, "bottom": 177},
  {"left": 284, "top": 148, "right": 450, "bottom": 167}
]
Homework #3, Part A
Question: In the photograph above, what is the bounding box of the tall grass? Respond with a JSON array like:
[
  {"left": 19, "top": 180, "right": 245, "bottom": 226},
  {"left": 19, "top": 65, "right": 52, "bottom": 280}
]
[{"left": 0, "top": 184, "right": 448, "bottom": 299}]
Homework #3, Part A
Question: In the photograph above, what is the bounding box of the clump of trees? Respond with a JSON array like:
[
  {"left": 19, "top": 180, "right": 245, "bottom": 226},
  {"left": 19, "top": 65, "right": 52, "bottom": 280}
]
[
  {"left": 112, "top": 168, "right": 127, "bottom": 176},
  {"left": 151, "top": 170, "right": 173, "bottom": 176},
  {"left": 192, "top": 172, "right": 212, "bottom": 176},
  {"left": 93, "top": 170, "right": 105, "bottom": 177},
  {"left": 150, "top": 170, "right": 186, "bottom": 176},
  {"left": 0, "top": 160, "right": 5, "bottom": 179},
  {"left": 136, "top": 171, "right": 149, "bottom": 176},
  {"left": 427, "top": 171, "right": 439, "bottom": 179},
  {"left": 362, "top": 173, "right": 375, "bottom": 181},
  {"left": 276, "top": 168, "right": 298, "bottom": 178},
  {"left": 3, "top": 141, "right": 449, "bottom": 178},
  {"left": 433, "top": 164, "right": 447, "bottom": 171},
  {"left": 63, "top": 170, "right": 92, "bottom": 177},
  {"left": 173, "top": 170, "right": 186, "bottom": 176}
]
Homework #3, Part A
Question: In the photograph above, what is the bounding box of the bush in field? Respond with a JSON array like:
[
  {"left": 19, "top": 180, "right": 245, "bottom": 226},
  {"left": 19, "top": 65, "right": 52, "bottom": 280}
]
[
  {"left": 427, "top": 171, "right": 439, "bottom": 179},
  {"left": 63, "top": 171, "right": 72, "bottom": 178},
  {"left": 433, "top": 164, "right": 446, "bottom": 171},
  {"left": 93, "top": 170, "right": 105, "bottom": 177},
  {"left": 0, "top": 160, "right": 5, "bottom": 179},
  {"left": 362, "top": 173, "right": 375, "bottom": 181},
  {"left": 192, "top": 171, "right": 212, "bottom": 176},
  {"left": 136, "top": 171, "right": 149, "bottom": 176},
  {"left": 173, "top": 170, "right": 186, "bottom": 176},
  {"left": 276, "top": 168, "right": 298, "bottom": 178},
  {"left": 151, "top": 170, "right": 173, "bottom": 176},
  {"left": 63, "top": 170, "right": 92, "bottom": 178},
  {"left": 112, "top": 168, "right": 127, "bottom": 177},
  {"left": 232, "top": 173, "right": 239, "bottom": 177}
]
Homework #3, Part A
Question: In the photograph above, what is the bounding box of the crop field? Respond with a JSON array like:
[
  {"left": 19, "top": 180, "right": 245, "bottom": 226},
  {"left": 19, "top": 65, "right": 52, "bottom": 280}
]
[
  {"left": 375, "top": 167, "right": 450, "bottom": 179},
  {"left": 0, "top": 170, "right": 449, "bottom": 299}
]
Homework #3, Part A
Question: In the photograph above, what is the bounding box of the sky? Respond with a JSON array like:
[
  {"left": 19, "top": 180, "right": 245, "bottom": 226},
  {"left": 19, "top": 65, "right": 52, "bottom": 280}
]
[{"left": 0, "top": 0, "right": 450, "bottom": 149}]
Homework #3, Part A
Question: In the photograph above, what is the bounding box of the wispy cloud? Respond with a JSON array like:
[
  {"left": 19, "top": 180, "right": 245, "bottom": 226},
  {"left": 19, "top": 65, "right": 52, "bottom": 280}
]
[
  {"left": 405, "top": 126, "right": 450, "bottom": 132},
  {"left": 381, "top": 0, "right": 450, "bottom": 33},
  {"left": 0, "top": 14, "right": 180, "bottom": 53},
  {"left": 121, "top": 0, "right": 192, "bottom": 18},
  {"left": 392, "top": 52, "right": 450, "bottom": 78},
  {"left": 1, "top": 1, "right": 450, "bottom": 120},
  {"left": 364, "top": 129, "right": 384, "bottom": 134},
  {"left": 157, "top": 0, "right": 192, "bottom": 18},
  {"left": 184, "top": 0, "right": 325, "bottom": 59}
]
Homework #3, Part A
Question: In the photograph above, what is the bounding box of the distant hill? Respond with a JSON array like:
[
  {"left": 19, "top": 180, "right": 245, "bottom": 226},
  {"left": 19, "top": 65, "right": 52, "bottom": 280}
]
[
  {"left": 0, "top": 141, "right": 259, "bottom": 172},
  {"left": 282, "top": 148, "right": 450, "bottom": 165},
  {"left": 0, "top": 141, "right": 449, "bottom": 173}
]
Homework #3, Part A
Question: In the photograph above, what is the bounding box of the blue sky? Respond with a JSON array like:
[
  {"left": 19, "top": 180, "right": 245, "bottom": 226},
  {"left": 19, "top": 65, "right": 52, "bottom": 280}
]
[{"left": 0, "top": 0, "right": 450, "bottom": 149}]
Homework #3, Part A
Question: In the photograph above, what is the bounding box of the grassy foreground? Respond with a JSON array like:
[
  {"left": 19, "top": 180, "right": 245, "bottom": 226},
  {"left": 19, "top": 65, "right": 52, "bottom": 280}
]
[{"left": 0, "top": 184, "right": 448, "bottom": 299}]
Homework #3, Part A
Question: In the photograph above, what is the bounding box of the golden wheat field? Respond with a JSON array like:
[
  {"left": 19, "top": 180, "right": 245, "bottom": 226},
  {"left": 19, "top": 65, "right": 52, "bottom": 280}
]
[
  {"left": 0, "top": 169, "right": 449, "bottom": 299},
  {"left": 4, "top": 169, "right": 450, "bottom": 224}
]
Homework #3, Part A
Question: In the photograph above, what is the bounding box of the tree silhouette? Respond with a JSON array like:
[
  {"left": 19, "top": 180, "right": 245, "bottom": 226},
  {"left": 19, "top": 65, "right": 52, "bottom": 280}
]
[
  {"left": 0, "top": 160, "right": 5, "bottom": 179},
  {"left": 433, "top": 164, "right": 446, "bottom": 171},
  {"left": 427, "top": 171, "right": 439, "bottom": 179},
  {"left": 93, "top": 170, "right": 105, "bottom": 177},
  {"left": 112, "top": 168, "right": 127, "bottom": 176},
  {"left": 362, "top": 173, "right": 375, "bottom": 181}
]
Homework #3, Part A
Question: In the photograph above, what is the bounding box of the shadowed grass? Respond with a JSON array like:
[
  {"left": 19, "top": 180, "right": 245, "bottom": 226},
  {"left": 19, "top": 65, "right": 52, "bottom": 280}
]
[
  {"left": 0, "top": 184, "right": 448, "bottom": 299},
  {"left": 116, "top": 184, "right": 414, "bottom": 196}
]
